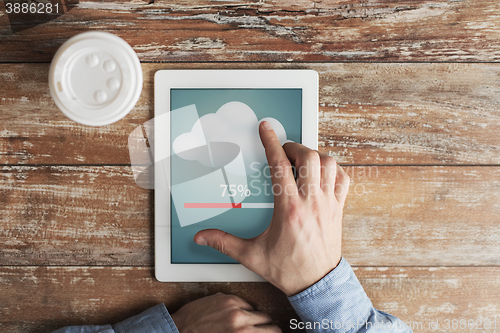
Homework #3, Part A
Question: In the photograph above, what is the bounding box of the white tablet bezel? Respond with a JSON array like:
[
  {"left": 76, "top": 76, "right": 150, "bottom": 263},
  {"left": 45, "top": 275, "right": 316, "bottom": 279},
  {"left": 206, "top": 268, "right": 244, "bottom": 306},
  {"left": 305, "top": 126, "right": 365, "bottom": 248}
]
[{"left": 154, "top": 69, "right": 318, "bottom": 282}]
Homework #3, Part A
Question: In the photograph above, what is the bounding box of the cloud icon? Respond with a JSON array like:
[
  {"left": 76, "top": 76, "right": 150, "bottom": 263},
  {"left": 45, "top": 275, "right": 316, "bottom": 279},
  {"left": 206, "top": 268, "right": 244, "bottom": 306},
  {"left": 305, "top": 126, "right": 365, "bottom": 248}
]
[{"left": 172, "top": 101, "right": 287, "bottom": 176}]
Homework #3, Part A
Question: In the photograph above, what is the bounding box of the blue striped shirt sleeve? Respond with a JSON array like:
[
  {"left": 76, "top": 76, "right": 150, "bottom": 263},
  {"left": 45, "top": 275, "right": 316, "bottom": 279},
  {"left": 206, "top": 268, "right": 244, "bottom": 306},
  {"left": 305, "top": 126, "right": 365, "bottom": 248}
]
[
  {"left": 288, "top": 258, "right": 413, "bottom": 333},
  {"left": 52, "top": 303, "right": 179, "bottom": 333}
]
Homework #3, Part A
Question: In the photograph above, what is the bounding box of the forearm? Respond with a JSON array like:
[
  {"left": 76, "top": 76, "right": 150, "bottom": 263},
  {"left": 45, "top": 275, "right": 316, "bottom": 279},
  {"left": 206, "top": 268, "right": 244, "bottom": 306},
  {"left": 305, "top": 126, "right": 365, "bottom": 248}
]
[
  {"left": 52, "top": 304, "right": 179, "bottom": 333},
  {"left": 288, "top": 258, "right": 412, "bottom": 333}
]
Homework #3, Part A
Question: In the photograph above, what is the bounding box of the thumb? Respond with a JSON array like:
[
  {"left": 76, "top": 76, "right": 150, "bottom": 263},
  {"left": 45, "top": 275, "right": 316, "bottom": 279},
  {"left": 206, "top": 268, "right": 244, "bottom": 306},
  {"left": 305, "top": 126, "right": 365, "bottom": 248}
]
[{"left": 194, "top": 229, "right": 249, "bottom": 263}]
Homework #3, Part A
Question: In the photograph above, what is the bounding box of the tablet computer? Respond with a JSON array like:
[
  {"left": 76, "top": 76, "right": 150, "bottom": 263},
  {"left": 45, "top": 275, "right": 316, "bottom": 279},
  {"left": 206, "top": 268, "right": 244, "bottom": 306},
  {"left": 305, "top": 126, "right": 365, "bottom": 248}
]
[{"left": 154, "top": 70, "right": 318, "bottom": 282}]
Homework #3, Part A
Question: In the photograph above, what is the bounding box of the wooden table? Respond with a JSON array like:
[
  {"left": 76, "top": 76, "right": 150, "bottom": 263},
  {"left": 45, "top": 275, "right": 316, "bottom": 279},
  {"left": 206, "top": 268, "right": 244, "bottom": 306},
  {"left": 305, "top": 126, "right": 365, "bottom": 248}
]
[{"left": 1, "top": 1, "right": 500, "bottom": 332}]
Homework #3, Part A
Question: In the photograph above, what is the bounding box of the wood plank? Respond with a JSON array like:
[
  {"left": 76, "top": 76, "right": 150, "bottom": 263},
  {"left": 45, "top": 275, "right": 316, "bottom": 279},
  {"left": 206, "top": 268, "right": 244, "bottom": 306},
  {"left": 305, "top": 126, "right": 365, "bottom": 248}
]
[
  {"left": 1, "top": 165, "right": 499, "bottom": 266},
  {"left": 0, "top": 166, "right": 152, "bottom": 266},
  {"left": 2, "top": 62, "right": 500, "bottom": 165},
  {"left": 1, "top": 266, "right": 499, "bottom": 333},
  {"left": 1, "top": 0, "right": 500, "bottom": 62},
  {"left": 318, "top": 62, "right": 500, "bottom": 164},
  {"left": 343, "top": 165, "right": 500, "bottom": 266}
]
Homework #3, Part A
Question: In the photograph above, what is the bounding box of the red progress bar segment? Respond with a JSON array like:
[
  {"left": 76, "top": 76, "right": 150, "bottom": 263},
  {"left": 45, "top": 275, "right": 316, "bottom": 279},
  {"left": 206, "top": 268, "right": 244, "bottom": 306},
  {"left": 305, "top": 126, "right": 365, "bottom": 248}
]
[
  {"left": 184, "top": 203, "right": 242, "bottom": 208},
  {"left": 184, "top": 203, "right": 274, "bottom": 209}
]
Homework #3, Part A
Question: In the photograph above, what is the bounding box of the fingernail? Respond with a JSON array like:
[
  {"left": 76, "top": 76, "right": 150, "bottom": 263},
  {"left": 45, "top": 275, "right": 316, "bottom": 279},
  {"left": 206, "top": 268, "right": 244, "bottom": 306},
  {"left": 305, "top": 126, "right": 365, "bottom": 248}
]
[
  {"left": 261, "top": 121, "right": 272, "bottom": 131},
  {"left": 195, "top": 237, "right": 208, "bottom": 246}
]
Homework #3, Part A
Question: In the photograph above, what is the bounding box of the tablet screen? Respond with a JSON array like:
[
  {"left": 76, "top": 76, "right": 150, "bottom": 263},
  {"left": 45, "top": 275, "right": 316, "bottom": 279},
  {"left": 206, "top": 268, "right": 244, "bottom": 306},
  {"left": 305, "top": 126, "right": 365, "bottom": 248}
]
[{"left": 170, "top": 89, "right": 302, "bottom": 263}]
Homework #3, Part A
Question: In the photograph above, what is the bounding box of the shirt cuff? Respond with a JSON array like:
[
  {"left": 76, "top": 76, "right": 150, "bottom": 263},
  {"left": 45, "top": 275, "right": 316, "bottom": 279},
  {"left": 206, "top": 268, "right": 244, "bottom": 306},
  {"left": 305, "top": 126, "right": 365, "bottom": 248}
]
[
  {"left": 287, "top": 257, "right": 374, "bottom": 330},
  {"left": 113, "top": 303, "right": 180, "bottom": 333}
]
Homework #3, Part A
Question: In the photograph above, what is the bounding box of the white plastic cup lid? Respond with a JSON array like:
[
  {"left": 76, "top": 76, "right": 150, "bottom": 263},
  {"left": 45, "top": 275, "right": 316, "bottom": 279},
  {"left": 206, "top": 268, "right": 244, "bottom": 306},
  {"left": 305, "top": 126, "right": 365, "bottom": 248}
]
[{"left": 49, "top": 31, "right": 143, "bottom": 126}]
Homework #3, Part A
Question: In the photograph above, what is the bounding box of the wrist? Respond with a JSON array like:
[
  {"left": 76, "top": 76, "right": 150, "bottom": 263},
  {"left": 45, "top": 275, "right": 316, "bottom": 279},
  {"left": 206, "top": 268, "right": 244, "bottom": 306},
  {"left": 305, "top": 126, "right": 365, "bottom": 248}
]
[{"left": 282, "top": 255, "right": 342, "bottom": 296}]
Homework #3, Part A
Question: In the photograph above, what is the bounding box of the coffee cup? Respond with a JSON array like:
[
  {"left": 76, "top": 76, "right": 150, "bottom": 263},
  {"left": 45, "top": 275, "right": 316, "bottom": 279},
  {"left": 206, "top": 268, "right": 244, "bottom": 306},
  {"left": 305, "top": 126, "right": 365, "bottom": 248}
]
[{"left": 49, "top": 31, "right": 142, "bottom": 126}]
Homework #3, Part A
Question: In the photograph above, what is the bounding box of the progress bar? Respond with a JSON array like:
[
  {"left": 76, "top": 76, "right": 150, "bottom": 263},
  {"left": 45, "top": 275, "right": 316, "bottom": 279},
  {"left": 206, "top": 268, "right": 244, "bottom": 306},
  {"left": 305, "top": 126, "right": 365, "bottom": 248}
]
[{"left": 184, "top": 203, "right": 274, "bottom": 209}]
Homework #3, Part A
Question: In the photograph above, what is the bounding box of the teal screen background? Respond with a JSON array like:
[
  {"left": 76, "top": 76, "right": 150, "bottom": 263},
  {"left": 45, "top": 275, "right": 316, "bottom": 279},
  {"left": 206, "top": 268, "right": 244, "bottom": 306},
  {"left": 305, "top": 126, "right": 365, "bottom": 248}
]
[{"left": 170, "top": 89, "right": 302, "bottom": 263}]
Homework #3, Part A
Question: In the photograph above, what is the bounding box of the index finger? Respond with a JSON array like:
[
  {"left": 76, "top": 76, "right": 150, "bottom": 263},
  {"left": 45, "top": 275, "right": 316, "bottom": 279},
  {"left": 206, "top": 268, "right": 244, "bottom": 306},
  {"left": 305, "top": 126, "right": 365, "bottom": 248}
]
[{"left": 259, "top": 121, "right": 297, "bottom": 195}]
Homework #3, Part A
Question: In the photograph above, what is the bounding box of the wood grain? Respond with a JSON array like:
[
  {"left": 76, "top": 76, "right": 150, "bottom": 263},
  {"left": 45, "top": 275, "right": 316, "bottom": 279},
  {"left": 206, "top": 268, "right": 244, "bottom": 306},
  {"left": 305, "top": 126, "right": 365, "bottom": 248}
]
[
  {"left": 343, "top": 165, "right": 500, "bottom": 266},
  {"left": 2, "top": 165, "right": 499, "bottom": 266},
  {"left": 2, "top": 62, "right": 500, "bottom": 165},
  {"left": 0, "top": 166, "right": 152, "bottom": 266},
  {"left": 1, "top": 266, "right": 499, "bottom": 333},
  {"left": 1, "top": 0, "right": 500, "bottom": 62}
]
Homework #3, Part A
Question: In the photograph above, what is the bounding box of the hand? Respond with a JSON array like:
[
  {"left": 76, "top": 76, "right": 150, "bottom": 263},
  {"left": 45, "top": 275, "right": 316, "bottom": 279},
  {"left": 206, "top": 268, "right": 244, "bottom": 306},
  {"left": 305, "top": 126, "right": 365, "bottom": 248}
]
[
  {"left": 171, "top": 293, "right": 281, "bottom": 333},
  {"left": 194, "top": 121, "right": 350, "bottom": 296}
]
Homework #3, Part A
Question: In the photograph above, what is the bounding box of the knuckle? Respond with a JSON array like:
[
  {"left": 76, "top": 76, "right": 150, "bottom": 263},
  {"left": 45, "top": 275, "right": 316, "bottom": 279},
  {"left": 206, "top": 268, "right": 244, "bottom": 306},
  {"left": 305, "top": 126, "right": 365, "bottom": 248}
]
[
  {"left": 304, "top": 150, "right": 321, "bottom": 164},
  {"left": 321, "top": 154, "right": 337, "bottom": 170},
  {"left": 309, "top": 198, "right": 322, "bottom": 214},
  {"left": 221, "top": 295, "right": 238, "bottom": 307},
  {"left": 228, "top": 308, "right": 245, "bottom": 325},
  {"left": 228, "top": 294, "right": 244, "bottom": 304},
  {"left": 213, "top": 292, "right": 226, "bottom": 300},
  {"left": 213, "top": 233, "right": 227, "bottom": 254},
  {"left": 214, "top": 240, "right": 225, "bottom": 254},
  {"left": 286, "top": 197, "right": 301, "bottom": 215},
  {"left": 286, "top": 202, "right": 306, "bottom": 227}
]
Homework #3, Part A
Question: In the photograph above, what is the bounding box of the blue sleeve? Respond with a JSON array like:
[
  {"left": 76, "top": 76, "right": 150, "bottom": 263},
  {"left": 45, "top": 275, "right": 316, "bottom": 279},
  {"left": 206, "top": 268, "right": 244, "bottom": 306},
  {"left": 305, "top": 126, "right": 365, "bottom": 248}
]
[
  {"left": 288, "top": 258, "right": 413, "bottom": 333},
  {"left": 52, "top": 304, "right": 180, "bottom": 333}
]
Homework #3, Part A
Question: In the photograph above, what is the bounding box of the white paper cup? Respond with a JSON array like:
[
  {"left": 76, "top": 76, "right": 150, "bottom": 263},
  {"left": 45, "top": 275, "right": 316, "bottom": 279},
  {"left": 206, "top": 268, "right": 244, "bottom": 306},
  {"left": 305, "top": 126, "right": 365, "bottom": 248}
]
[{"left": 49, "top": 31, "right": 143, "bottom": 126}]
